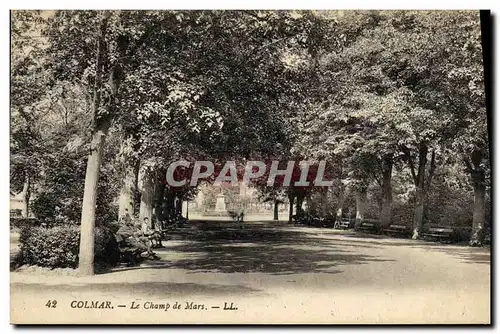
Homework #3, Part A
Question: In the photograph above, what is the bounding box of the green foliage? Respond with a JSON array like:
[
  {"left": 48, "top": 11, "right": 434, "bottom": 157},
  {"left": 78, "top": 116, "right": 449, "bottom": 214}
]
[
  {"left": 10, "top": 217, "right": 41, "bottom": 230},
  {"left": 10, "top": 10, "right": 489, "bottom": 248},
  {"left": 424, "top": 170, "right": 474, "bottom": 227},
  {"left": 18, "top": 225, "right": 119, "bottom": 269},
  {"left": 30, "top": 145, "right": 118, "bottom": 226}
]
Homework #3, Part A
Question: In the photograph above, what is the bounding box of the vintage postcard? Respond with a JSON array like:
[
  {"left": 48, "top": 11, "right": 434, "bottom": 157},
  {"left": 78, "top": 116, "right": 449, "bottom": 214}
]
[{"left": 10, "top": 9, "right": 491, "bottom": 324}]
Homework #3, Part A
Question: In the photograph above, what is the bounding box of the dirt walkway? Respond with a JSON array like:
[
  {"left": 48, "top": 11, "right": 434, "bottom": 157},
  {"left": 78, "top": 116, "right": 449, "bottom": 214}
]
[{"left": 11, "top": 222, "right": 490, "bottom": 324}]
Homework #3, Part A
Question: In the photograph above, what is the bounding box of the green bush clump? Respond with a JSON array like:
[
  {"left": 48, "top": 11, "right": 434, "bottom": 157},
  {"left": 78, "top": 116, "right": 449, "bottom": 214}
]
[
  {"left": 18, "top": 225, "right": 119, "bottom": 269},
  {"left": 94, "top": 225, "right": 120, "bottom": 266},
  {"left": 10, "top": 217, "right": 42, "bottom": 230}
]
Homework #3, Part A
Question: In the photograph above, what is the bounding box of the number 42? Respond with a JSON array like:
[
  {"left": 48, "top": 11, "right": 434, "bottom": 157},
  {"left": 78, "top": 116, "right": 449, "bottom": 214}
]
[{"left": 45, "top": 300, "right": 57, "bottom": 308}]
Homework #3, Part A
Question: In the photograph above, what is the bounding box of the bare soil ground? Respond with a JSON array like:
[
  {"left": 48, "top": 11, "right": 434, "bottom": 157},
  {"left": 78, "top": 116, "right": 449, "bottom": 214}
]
[{"left": 10, "top": 221, "right": 490, "bottom": 324}]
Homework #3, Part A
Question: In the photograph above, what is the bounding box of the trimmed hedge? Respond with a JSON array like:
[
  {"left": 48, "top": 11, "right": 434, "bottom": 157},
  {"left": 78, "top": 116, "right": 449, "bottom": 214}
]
[
  {"left": 10, "top": 217, "right": 42, "bottom": 230},
  {"left": 18, "top": 225, "right": 119, "bottom": 269}
]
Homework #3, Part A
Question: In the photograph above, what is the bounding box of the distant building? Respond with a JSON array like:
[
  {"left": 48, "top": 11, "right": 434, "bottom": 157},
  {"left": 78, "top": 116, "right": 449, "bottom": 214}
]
[{"left": 10, "top": 191, "right": 26, "bottom": 217}]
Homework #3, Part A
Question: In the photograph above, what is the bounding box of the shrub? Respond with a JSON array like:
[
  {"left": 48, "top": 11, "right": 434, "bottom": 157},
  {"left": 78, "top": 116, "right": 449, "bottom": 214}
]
[
  {"left": 19, "top": 225, "right": 119, "bottom": 269},
  {"left": 19, "top": 225, "right": 79, "bottom": 268},
  {"left": 10, "top": 248, "right": 24, "bottom": 271},
  {"left": 94, "top": 225, "right": 120, "bottom": 266},
  {"left": 10, "top": 217, "right": 42, "bottom": 230}
]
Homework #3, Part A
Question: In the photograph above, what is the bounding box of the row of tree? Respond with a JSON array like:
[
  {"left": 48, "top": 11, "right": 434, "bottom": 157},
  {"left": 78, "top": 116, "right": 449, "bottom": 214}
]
[
  {"left": 11, "top": 10, "right": 490, "bottom": 276},
  {"left": 252, "top": 11, "right": 489, "bottom": 245}
]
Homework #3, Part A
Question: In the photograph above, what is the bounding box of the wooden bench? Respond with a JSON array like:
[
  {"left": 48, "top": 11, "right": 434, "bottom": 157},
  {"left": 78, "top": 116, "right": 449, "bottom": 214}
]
[
  {"left": 334, "top": 219, "right": 351, "bottom": 230},
  {"left": 150, "top": 221, "right": 183, "bottom": 244},
  {"left": 383, "top": 224, "right": 412, "bottom": 238},
  {"left": 118, "top": 245, "right": 146, "bottom": 265},
  {"left": 356, "top": 220, "right": 381, "bottom": 234},
  {"left": 484, "top": 233, "right": 491, "bottom": 245},
  {"left": 422, "top": 226, "right": 454, "bottom": 243}
]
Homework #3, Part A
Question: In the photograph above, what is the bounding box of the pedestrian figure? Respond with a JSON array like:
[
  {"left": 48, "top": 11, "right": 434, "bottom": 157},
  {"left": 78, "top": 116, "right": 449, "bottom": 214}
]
[{"left": 120, "top": 208, "right": 132, "bottom": 225}]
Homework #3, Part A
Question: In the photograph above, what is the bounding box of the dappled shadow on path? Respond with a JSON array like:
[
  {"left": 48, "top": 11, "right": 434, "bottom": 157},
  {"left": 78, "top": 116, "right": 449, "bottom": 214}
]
[
  {"left": 112, "top": 221, "right": 394, "bottom": 275},
  {"left": 339, "top": 230, "right": 491, "bottom": 265},
  {"left": 412, "top": 247, "right": 491, "bottom": 265},
  {"left": 451, "top": 252, "right": 490, "bottom": 264}
]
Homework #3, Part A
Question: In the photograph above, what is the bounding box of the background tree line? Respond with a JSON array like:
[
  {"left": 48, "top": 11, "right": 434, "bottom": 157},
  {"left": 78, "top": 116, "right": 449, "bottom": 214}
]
[{"left": 10, "top": 10, "right": 489, "bottom": 275}]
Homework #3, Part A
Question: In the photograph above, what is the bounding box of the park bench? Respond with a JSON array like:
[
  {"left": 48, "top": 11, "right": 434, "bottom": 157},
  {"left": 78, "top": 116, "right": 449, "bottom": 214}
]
[
  {"left": 383, "top": 224, "right": 412, "bottom": 238},
  {"left": 118, "top": 246, "right": 144, "bottom": 265},
  {"left": 292, "top": 213, "right": 329, "bottom": 227},
  {"left": 334, "top": 219, "right": 351, "bottom": 230},
  {"left": 356, "top": 219, "right": 381, "bottom": 234},
  {"left": 421, "top": 225, "right": 473, "bottom": 243},
  {"left": 484, "top": 233, "right": 491, "bottom": 245},
  {"left": 421, "top": 226, "right": 454, "bottom": 243}
]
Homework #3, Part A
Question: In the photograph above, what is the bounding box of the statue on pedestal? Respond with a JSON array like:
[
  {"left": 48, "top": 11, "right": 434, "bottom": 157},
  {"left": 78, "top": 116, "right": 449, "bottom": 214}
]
[{"left": 215, "top": 193, "right": 226, "bottom": 212}]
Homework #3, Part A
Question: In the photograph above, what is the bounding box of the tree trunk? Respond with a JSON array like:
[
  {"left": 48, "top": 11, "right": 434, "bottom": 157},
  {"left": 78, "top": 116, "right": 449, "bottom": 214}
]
[
  {"left": 306, "top": 196, "right": 313, "bottom": 212},
  {"left": 78, "top": 13, "right": 108, "bottom": 276},
  {"left": 411, "top": 143, "right": 428, "bottom": 239},
  {"left": 133, "top": 161, "right": 141, "bottom": 213},
  {"left": 20, "top": 173, "right": 31, "bottom": 218},
  {"left": 296, "top": 194, "right": 305, "bottom": 216},
  {"left": 380, "top": 156, "right": 393, "bottom": 228},
  {"left": 470, "top": 169, "right": 486, "bottom": 246},
  {"left": 468, "top": 149, "right": 486, "bottom": 246},
  {"left": 139, "top": 166, "right": 154, "bottom": 222},
  {"left": 412, "top": 188, "right": 425, "bottom": 239},
  {"left": 78, "top": 131, "right": 106, "bottom": 276},
  {"left": 336, "top": 207, "right": 343, "bottom": 223},
  {"left": 336, "top": 186, "right": 345, "bottom": 224},
  {"left": 273, "top": 200, "right": 279, "bottom": 220},
  {"left": 165, "top": 190, "right": 175, "bottom": 216},
  {"left": 175, "top": 196, "right": 182, "bottom": 215},
  {"left": 118, "top": 146, "right": 138, "bottom": 219},
  {"left": 153, "top": 173, "right": 166, "bottom": 229},
  {"left": 288, "top": 195, "right": 295, "bottom": 222},
  {"left": 355, "top": 187, "right": 367, "bottom": 229}
]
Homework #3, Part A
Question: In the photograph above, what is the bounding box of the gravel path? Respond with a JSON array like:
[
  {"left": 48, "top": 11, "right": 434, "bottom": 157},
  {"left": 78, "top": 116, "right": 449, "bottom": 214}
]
[{"left": 10, "top": 221, "right": 490, "bottom": 324}]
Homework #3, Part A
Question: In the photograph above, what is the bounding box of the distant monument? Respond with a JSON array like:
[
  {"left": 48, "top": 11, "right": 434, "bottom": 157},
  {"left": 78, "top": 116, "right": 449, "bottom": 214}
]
[
  {"left": 215, "top": 193, "right": 226, "bottom": 212},
  {"left": 191, "top": 182, "right": 274, "bottom": 217}
]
